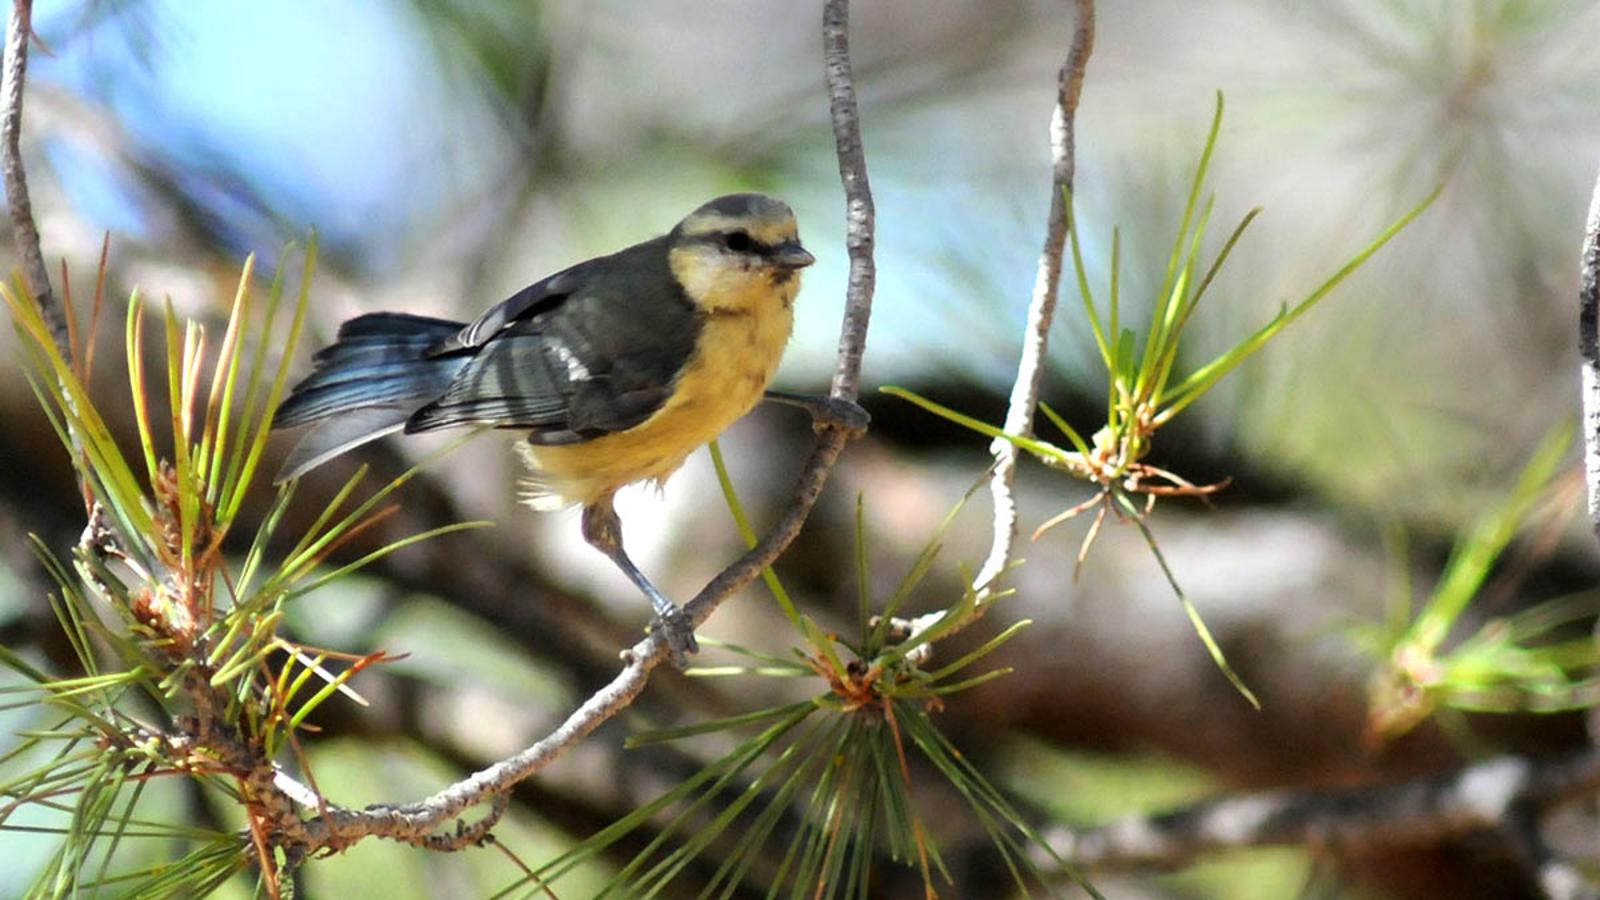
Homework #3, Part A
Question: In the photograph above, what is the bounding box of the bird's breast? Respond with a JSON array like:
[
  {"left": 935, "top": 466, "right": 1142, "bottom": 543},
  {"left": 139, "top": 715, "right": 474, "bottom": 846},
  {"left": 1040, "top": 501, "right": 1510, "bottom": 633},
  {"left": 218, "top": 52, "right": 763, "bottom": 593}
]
[{"left": 520, "top": 275, "right": 797, "bottom": 509}]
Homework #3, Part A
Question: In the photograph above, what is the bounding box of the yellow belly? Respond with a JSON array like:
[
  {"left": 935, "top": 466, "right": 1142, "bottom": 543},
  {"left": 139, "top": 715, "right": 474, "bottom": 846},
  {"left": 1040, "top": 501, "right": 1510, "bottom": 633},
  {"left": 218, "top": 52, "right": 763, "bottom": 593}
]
[{"left": 519, "top": 282, "right": 795, "bottom": 509}]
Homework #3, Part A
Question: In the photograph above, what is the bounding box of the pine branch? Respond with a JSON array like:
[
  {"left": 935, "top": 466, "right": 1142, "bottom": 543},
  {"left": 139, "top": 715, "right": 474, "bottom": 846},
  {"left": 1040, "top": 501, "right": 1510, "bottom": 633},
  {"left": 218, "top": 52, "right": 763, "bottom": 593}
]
[
  {"left": 1037, "top": 154, "right": 1600, "bottom": 896},
  {"left": 973, "top": 0, "right": 1095, "bottom": 596},
  {"left": 823, "top": 0, "right": 875, "bottom": 402},
  {"left": 1580, "top": 168, "right": 1600, "bottom": 543},
  {"left": 1, "top": 0, "right": 57, "bottom": 347},
  {"left": 894, "top": 0, "right": 1096, "bottom": 651}
]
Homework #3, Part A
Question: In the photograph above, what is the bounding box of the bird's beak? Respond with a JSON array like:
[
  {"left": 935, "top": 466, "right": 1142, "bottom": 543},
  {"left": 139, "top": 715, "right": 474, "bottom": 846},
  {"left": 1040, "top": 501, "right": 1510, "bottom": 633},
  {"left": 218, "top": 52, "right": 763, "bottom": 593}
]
[{"left": 773, "top": 241, "right": 815, "bottom": 270}]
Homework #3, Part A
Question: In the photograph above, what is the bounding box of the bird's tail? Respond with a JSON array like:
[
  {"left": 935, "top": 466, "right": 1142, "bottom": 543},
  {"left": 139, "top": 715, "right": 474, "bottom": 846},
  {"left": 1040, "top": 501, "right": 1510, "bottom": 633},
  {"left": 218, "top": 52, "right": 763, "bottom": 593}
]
[{"left": 272, "top": 313, "right": 468, "bottom": 482}]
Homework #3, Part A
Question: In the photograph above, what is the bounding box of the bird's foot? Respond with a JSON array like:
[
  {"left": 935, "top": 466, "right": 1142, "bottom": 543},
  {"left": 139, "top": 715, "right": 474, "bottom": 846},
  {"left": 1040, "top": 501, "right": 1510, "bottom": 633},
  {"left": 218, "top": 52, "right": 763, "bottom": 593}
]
[
  {"left": 652, "top": 605, "right": 699, "bottom": 669},
  {"left": 815, "top": 396, "right": 870, "bottom": 436},
  {"left": 765, "top": 390, "right": 870, "bottom": 438}
]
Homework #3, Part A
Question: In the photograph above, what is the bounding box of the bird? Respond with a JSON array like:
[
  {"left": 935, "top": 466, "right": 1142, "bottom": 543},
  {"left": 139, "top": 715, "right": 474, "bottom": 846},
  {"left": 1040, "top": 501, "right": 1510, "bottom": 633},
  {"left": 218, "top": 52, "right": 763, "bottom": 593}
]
[{"left": 271, "top": 193, "right": 862, "bottom": 663}]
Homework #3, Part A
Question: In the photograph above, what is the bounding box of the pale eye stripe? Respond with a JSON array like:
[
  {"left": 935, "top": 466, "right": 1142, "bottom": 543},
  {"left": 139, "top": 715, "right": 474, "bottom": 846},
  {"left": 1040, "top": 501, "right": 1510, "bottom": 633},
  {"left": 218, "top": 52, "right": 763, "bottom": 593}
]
[{"left": 680, "top": 214, "right": 798, "bottom": 247}]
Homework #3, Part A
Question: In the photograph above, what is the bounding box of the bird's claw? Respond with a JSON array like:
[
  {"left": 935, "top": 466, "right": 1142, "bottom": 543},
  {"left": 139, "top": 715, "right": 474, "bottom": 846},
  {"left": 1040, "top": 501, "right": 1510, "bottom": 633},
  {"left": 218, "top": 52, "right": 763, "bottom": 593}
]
[
  {"left": 654, "top": 606, "right": 699, "bottom": 669},
  {"left": 815, "top": 397, "right": 870, "bottom": 437},
  {"left": 766, "top": 390, "right": 869, "bottom": 437}
]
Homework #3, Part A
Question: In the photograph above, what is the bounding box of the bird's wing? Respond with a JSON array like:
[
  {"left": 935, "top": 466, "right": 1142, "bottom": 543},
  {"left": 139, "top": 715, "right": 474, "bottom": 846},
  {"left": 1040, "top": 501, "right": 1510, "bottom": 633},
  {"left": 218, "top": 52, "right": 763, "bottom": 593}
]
[
  {"left": 406, "top": 238, "right": 701, "bottom": 442},
  {"left": 430, "top": 262, "right": 591, "bottom": 354}
]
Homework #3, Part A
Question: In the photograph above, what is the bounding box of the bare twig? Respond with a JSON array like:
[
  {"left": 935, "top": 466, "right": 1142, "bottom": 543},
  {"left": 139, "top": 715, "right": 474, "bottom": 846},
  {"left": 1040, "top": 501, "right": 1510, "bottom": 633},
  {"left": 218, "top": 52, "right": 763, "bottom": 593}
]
[
  {"left": 891, "top": 0, "right": 1094, "bottom": 650},
  {"left": 1572, "top": 159, "right": 1600, "bottom": 900},
  {"left": 1580, "top": 167, "right": 1600, "bottom": 544},
  {"left": 975, "top": 0, "right": 1095, "bottom": 595},
  {"left": 277, "top": 0, "right": 878, "bottom": 854},
  {"left": 293, "top": 632, "right": 656, "bottom": 849},
  {"left": 1, "top": 0, "right": 57, "bottom": 348},
  {"left": 1042, "top": 749, "right": 1600, "bottom": 873},
  {"left": 413, "top": 788, "right": 511, "bottom": 852},
  {"left": 823, "top": 0, "right": 875, "bottom": 401}
]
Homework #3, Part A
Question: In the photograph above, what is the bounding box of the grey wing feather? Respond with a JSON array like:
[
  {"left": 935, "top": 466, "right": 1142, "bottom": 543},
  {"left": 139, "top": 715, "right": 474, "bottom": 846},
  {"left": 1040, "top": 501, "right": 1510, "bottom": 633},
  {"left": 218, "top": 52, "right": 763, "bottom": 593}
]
[
  {"left": 278, "top": 407, "right": 413, "bottom": 482},
  {"left": 406, "top": 333, "right": 577, "bottom": 431},
  {"left": 407, "top": 237, "right": 701, "bottom": 442},
  {"left": 432, "top": 264, "right": 588, "bottom": 354}
]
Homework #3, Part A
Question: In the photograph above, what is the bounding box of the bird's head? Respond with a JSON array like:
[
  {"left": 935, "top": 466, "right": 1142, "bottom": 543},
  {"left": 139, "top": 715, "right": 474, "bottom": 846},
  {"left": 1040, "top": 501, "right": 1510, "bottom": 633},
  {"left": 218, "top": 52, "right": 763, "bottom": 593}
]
[{"left": 668, "top": 194, "right": 814, "bottom": 311}]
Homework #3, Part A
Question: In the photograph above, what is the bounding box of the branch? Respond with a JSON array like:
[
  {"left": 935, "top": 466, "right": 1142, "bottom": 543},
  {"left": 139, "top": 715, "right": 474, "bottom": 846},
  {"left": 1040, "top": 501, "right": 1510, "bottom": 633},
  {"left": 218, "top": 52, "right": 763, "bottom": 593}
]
[
  {"left": 974, "top": 0, "right": 1094, "bottom": 594},
  {"left": 892, "top": 0, "right": 1094, "bottom": 651},
  {"left": 281, "top": 0, "right": 878, "bottom": 854},
  {"left": 1580, "top": 166, "right": 1600, "bottom": 543},
  {"left": 1042, "top": 749, "right": 1600, "bottom": 873},
  {"left": 5, "top": 0, "right": 117, "bottom": 592},
  {"left": 0, "top": 0, "right": 58, "bottom": 349},
  {"left": 823, "top": 0, "right": 875, "bottom": 402}
]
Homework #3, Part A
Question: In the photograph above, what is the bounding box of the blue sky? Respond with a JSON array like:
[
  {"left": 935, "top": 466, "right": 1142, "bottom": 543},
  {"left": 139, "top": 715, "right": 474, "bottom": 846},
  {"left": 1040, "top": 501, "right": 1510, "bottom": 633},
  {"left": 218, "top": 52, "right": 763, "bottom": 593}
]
[{"left": 31, "top": 0, "right": 507, "bottom": 269}]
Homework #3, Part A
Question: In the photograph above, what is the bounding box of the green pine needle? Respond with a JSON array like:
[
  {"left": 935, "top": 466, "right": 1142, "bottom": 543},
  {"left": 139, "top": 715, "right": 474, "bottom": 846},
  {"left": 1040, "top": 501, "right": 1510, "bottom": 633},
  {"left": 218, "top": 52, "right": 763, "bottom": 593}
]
[{"left": 525, "top": 485, "right": 1078, "bottom": 899}]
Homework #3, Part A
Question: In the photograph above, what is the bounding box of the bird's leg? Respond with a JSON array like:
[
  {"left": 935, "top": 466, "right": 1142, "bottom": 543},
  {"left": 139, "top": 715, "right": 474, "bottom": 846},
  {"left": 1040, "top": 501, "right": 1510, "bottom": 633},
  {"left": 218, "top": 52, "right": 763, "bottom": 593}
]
[
  {"left": 763, "top": 390, "right": 870, "bottom": 436},
  {"left": 581, "top": 497, "right": 698, "bottom": 667}
]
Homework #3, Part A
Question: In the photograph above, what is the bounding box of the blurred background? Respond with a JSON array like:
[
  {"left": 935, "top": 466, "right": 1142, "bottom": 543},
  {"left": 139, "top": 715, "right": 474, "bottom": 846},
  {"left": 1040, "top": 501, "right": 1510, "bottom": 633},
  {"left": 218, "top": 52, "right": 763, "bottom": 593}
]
[{"left": 4, "top": 0, "right": 1600, "bottom": 896}]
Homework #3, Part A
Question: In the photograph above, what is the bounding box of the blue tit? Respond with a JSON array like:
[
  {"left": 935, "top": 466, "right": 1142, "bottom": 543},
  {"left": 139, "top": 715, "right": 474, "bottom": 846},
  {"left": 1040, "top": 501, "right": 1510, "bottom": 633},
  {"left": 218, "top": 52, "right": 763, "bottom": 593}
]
[{"left": 273, "top": 194, "right": 825, "bottom": 660}]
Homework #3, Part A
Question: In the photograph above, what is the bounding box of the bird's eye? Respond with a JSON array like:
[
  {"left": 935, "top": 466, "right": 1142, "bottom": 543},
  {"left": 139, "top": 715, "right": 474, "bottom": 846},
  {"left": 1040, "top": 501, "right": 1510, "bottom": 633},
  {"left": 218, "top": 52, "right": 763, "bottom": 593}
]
[{"left": 722, "top": 231, "right": 754, "bottom": 252}]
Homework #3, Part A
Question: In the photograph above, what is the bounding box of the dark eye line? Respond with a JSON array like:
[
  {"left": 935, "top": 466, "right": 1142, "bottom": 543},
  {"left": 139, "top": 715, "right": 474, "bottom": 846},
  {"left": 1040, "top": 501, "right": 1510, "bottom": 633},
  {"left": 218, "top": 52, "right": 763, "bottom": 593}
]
[{"left": 721, "top": 230, "right": 757, "bottom": 253}]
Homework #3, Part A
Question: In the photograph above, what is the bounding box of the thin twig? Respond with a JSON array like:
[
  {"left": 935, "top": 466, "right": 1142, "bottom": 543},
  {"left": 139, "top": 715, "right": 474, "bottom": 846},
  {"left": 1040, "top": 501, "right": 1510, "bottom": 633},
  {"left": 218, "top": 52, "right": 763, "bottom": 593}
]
[
  {"left": 823, "top": 0, "right": 875, "bottom": 401},
  {"left": 1579, "top": 167, "right": 1600, "bottom": 543},
  {"left": 6, "top": 0, "right": 118, "bottom": 596},
  {"left": 0, "top": 0, "right": 58, "bottom": 348},
  {"left": 280, "top": 0, "right": 878, "bottom": 853},
  {"left": 1042, "top": 749, "right": 1600, "bottom": 872},
  {"left": 892, "top": 0, "right": 1095, "bottom": 651},
  {"left": 974, "top": 0, "right": 1095, "bottom": 594},
  {"left": 1571, "top": 159, "right": 1600, "bottom": 900},
  {"left": 2, "top": 0, "right": 99, "bottom": 532}
]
